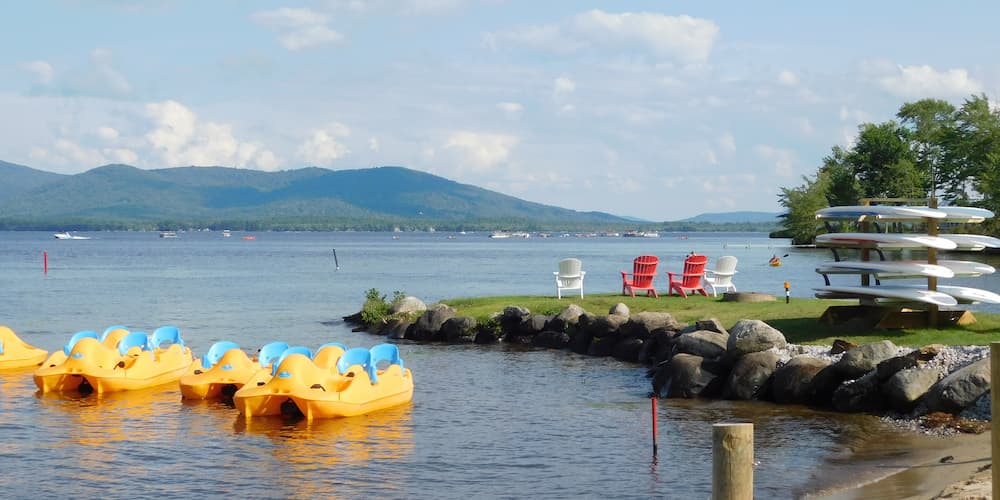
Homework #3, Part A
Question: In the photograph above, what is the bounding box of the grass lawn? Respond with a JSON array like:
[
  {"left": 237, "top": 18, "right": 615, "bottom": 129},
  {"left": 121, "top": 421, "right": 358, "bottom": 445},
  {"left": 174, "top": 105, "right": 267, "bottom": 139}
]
[{"left": 440, "top": 293, "right": 1000, "bottom": 347}]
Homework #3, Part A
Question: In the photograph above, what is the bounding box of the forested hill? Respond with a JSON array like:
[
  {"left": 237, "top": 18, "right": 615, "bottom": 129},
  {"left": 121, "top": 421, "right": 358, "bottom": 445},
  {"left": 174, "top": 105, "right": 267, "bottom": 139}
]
[{"left": 0, "top": 163, "right": 629, "bottom": 230}]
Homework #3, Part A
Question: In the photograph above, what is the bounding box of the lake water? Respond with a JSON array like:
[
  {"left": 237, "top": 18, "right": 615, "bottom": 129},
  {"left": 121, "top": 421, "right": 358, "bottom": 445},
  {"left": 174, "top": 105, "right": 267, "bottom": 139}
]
[{"left": 1, "top": 230, "right": 997, "bottom": 498}]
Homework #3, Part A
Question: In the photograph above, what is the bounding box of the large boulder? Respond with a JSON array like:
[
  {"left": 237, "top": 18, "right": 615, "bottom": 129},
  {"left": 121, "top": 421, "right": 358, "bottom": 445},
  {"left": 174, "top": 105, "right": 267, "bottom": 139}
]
[
  {"left": 874, "top": 352, "right": 919, "bottom": 383},
  {"left": 726, "top": 320, "right": 786, "bottom": 358},
  {"left": 831, "top": 375, "right": 886, "bottom": 413},
  {"left": 637, "top": 328, "right": 677, "bottom": 365},
  {"left": 533, "top": 330, "right": 570, "bottom": 349},
  {"left": 882, "top": 366, "right": 942, "bottom": 412},
  {"left": 441, "top": 316, "right": 477, "bottom": 343},
  {"left": 675, "top": 330, "right": 728, "bottom": 359},
  {"left": 499, "top": 306, "right": 531, "bottom": 334},
  {"left": 772, "top": 356, "right": 831, "bottom": 404},
  {"left": 407, "top": 303, "right": 456, "bottom": 341},
  {"left": 390, "top": 296, "right": 426, "bottom": 315},
  {"left": 609, "top": 303, "right": 630, "bottom": 317},
  {"left": 586, "top": 314, "right": 629, "bottom": 339},
  {"left": 612, "top": 338, "right": 643, "bottom": 362},
  {"left": 723, "top": 351, "right": 779, "bottom": 400},
  {"left": 506, "top": 314, "right": 549, "bottom": 344},
  {"left": 383, "top": 318, "right": 413, "bottom": 340},
  {"left": 835, "top": 340, "right": 899, "bottom": 380},
  {"left": 808, "top": 365, "right": 849, "bottom": 405},
  {"left": 652, "top": 353, "right": 722, "bottom": 398},
  {"left": 923, "top": 357, "right": 991, "bottom": 414},
  {"left": 621, "top": 312, "right": 684, "bottom": 339},
  {"left": 568, "top": 329, "right": 593, "bottom": 355},
  {"left": 548, "top": 304, "right": 586, "bottom": 332}
]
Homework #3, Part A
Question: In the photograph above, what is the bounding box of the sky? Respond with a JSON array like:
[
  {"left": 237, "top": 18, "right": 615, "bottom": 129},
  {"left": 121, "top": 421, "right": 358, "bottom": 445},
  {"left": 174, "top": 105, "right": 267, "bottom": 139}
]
[{"left": 2, "top": 1, "right": 999, "bottom": 221}]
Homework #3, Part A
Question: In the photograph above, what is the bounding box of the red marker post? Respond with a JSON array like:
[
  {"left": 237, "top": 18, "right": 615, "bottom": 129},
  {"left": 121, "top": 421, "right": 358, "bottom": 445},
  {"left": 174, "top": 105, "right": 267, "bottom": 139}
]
[
  {"left": 43, "top": 251, "right": 48, "bottom": 274},
  {"left": 784, "top": 281, "right": 790, "bottom": 304},
  {"left": 651, "top": 397, "right": 658, "bottom": 456}
]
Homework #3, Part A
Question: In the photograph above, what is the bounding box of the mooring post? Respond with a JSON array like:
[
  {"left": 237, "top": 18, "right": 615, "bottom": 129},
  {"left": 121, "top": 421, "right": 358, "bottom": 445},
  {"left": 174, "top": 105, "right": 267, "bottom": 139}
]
[
  {"left": 712, "top": 422, "right": 753, "bottom": 500},
  {"left": 651, "top": 397, "right": 658, "bottom": 457},
  {"left": 991, "top": 342, "right": 1000, "bottom": 500}
]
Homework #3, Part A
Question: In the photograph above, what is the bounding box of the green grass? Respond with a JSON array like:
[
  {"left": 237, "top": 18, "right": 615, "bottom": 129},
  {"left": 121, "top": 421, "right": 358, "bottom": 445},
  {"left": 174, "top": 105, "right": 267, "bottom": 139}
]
[{"left": 439, "top": 293, "right": 1000, "bottom": 347}]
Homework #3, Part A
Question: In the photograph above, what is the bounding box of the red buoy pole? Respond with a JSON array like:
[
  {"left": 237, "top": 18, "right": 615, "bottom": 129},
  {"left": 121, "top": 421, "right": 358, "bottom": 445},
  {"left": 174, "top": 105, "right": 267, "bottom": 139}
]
[
  {"left": 43, "top": 251, "right": 48, "bottom": 274},
  {"left": 651, "top": 397, "right": 658, "bottom": 456}
]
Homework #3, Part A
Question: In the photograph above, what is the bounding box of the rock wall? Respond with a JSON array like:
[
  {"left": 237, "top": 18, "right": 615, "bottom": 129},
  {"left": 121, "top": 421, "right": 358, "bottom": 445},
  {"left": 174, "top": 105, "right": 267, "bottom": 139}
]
[{"left": 345, "top": 297, "right": 990, "bottom": 417}]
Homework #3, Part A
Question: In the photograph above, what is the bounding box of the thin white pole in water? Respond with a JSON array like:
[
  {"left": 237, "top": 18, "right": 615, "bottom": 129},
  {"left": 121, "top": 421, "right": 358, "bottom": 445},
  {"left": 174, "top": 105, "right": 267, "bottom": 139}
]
[{"left": 712, "top": 422, "right": 753, "bottom": 500}]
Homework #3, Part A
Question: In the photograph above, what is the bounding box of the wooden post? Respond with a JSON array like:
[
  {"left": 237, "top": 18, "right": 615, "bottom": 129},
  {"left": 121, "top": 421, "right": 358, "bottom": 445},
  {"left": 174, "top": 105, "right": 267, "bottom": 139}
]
[
  {"left": 712, "top": 422, "right": 754, "bottom": 500},
  {"left": 991, "top": 343, "right": 1000, "bottom": 500}
]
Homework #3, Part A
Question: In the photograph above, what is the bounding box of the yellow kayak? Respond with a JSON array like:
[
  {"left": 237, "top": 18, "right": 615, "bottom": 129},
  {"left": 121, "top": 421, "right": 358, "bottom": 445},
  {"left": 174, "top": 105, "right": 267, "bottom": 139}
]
[
  {"left": 234, "top": 343, "right": 413, "bottom": 420},
  {"left": 0, "top": 325, "right": 48, "bottom": 370}
]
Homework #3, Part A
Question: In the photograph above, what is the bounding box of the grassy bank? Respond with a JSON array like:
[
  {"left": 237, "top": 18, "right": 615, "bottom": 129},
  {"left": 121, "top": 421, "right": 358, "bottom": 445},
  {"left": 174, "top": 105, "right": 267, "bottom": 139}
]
[{"left": 439, "top": 294, "right": 1000, "bottom": 347}]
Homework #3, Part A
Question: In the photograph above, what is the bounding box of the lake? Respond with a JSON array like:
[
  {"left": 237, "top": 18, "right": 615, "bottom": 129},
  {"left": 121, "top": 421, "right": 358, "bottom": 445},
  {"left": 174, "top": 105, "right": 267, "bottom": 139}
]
[{"left": 1, "top": 230, "right": 997, "bottom": 498}]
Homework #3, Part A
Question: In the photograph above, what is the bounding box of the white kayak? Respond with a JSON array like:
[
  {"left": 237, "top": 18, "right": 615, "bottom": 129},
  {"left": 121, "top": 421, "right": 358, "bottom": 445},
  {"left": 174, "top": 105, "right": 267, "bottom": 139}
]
[
  {"left": 938, "top": 234, "right": 1000, "bottom": 251},
  {"left": 893, "top": 284, "right": 1000, "bottom": 304},
  {"left": 815, "top": 261, "right": 955, "bottom": 279},
  {"left": 936, "top": 206, "right": 995, "bottom": 223},
  {"left": 813, "top": 285, "right": 959, "bottom": 307},
  {"left": 815, "top": 205, "right": 946, "bottom": 220},
  {"left": 816, "top": 233, "right": 959, "bottom": 250},
  {"left": 895, "top": 259, "right": 996, "bottom": 277}
]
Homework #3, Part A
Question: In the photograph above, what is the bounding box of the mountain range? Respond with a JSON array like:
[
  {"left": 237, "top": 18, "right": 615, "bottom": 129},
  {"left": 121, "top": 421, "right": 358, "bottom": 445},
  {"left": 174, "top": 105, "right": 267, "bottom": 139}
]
[{"left": 0, "top": 160, "right": 780, "bottom": 231}]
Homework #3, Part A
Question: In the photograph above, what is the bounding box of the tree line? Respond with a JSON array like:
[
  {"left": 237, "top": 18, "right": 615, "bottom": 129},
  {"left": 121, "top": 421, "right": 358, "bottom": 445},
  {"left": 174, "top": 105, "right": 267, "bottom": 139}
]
[{"left": 778, "top": 94, "right": 1000, "bottom": 244}]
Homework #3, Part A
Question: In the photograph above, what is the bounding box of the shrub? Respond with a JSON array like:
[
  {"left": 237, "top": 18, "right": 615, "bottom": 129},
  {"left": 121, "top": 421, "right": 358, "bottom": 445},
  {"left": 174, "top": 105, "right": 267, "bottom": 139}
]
[{"left": 360, "top": 288, "right": 405, "bottom": 325}]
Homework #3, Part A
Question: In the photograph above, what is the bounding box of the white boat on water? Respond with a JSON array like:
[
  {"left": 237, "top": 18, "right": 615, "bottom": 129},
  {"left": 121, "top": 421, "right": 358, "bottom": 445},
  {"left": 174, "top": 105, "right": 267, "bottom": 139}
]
[
  {"left": 159, "top": 231, "right": 178, "bottom": 238},
  {"left": 53, "top": 232, "right": 90, "bottom": 240}
]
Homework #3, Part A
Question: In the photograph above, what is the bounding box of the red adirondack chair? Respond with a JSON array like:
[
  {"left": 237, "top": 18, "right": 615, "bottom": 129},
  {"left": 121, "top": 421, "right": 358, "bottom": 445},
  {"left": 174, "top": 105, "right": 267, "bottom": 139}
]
[
  {"left": 621, "top": 255, "right": 659, "bottom": 297},
  {"left": 667, "top": 254, "right": 709, "bottom": 298}
]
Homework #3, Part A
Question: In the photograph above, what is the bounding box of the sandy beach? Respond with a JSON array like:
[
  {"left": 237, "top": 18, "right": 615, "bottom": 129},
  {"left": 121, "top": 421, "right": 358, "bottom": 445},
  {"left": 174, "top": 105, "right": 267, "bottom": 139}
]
[{"left": 812, "top": 431, "right": 991, "bottom": 499}]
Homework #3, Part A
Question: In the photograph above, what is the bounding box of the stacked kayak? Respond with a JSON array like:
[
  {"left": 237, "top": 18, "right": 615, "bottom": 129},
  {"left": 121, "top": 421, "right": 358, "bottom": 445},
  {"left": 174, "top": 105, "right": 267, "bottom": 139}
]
[
  {"left": 179, "top": 340, "right": 290, "bottom": 400},
  {"left": 234, "top": 342, "right": 413, "bottom": 420},
  {"left": 34, "top": 326, "right": 193, "bottom": 394},
  {"left": 0, "top": 325, "right": 48, "bottom": 370}
]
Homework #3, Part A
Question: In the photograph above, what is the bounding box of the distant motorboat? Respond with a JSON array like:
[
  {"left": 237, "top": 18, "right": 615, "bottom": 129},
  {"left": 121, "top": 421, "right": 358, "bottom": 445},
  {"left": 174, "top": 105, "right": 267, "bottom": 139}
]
[
  {"left": 489, "top": 231, "right": 510, "bottom": 239},
  {"left": 159, "top": 231, "right": 178, "bottom": 238},
  {"left": 222, "top": 230, "right": 231, "bottom": 238},
  {"left": 53, "top": 232, "right": 90, "bottom": 240}
]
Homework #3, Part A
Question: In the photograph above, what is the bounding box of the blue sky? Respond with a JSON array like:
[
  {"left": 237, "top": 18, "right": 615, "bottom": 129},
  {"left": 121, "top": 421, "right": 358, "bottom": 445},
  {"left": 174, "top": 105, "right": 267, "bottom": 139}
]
[{"left": 2, "top": 1, "right": 998, "bottom": 220}]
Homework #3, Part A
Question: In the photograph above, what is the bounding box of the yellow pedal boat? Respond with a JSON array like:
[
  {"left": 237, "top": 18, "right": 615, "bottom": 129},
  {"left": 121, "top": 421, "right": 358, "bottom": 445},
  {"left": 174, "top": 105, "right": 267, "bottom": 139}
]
[
  {"left": 234, "top": 343, "right": 413, "bottom": 420},
  {"left": 0, "top": 325, "right": 48, "bottom": 370},
  {"left": 34, "top": 326, "right": 193, "bottom": 394},
  {"left": 179, "top": 341, "right": 290, "bottom": 400}
]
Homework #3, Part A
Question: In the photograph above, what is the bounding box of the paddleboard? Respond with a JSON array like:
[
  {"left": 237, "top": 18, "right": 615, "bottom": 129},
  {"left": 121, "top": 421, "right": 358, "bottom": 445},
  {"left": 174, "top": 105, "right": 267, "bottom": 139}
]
[
  {"left": 815, "top": 233, "right": 959, "bottom": 250},
  {"left": 936, "top": 206, "right": 994, "bottom": 223},
  {"left": 815, "top": 261, "right": 955, "bottom": 279},
  {"left": 815, "top": 205, "right": 947, "bottom": 220},
  {"left": 893, "top": 284, "right": 1000, "bottom": 304},
  {"left": 894, "top": 259, "right": 996, "bottom": 277},
  {"left": 938, "top": 234, "right": 1000, "bottom": 251},
  {"left": 813, "top": 285, "right": 958, "bottom": 306}
]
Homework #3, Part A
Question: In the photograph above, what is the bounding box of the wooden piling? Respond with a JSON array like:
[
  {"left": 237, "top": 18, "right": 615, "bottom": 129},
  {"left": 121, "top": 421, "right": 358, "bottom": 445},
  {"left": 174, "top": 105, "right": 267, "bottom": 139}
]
[
  {"left": 991, "top": 342, "right": 1000, "bottom": 500},
  {"left": 712, "top": 422, "right": 753, "bottom": 500}
]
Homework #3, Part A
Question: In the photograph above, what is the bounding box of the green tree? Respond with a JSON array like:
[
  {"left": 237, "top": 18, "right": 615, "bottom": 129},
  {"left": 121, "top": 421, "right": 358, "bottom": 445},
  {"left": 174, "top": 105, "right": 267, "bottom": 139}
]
[
  {"left": 897, "top": 98, "right": 957, "bottom": 198},
  {"left": 778, "top": 170, "right": 831, "bottom": 245},
  {"left": 820, "top": 146, "right": 860, "bottom": 206},
  {"left": 848, "top": 121, "right": 925, "bottom": 198}
]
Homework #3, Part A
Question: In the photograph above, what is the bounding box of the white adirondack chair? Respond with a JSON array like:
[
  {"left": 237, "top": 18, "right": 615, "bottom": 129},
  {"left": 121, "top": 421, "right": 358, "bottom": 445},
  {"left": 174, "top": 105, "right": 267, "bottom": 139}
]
[
  {"left": 554, "top": 258, "right": 586, "bottom": 299},
  {"left": 703, "top": 255, "right": 738, "bottom": 297}
]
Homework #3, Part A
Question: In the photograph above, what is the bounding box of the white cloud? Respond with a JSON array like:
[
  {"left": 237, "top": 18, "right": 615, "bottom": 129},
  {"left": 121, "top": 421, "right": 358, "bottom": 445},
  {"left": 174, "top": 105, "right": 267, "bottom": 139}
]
[
  {"left": 878, "top": 64, "right": 983, "bottom": 98},
  {"left": 797, "top": 117, "right": 814, "bottom": 136},
  {"left": 97, "top": 126, "right": 119, "bottom": 141},
  {"left": 23, "top": 60, "right": 54, "bottom": 84},
  {"left": 145, "top": 100, "right": 281, "bottom": 170},
  {"left": 573, "top": 10, "right": 719, "bottom": 63},
  {"left": 443, "top": 131, "right": 518, "bottom": 171},
  {"left": 753, "top": 144, "right": 797, "bottom": 176},
  {"left": 553, "top": 76, "right": 576, "bottom": 97},
  {"left": 54, "top": 138, "right": 108, "bottom": 167},
  {"left": 777, "top": 69, "right": 798, "bottom": 86},
  {"left": 717, "top": 132, "right": 736, "bottom": 154},
  {"left": 252, "top": 8, "right": 343, "bottom": 51},
  {"left": 490, "top": 10, "right": 719, "bottom": 63},
  {"left": 104, "top": 147, "right": 138, "bottom": 164},
  {"left": 328, "top": 0, "right": 466, "bottom": 14},
  {"left": 497, "top": 101, "right": 524, "bottom": 117},
  {"left": 368, "top": 137, "right": 380, "bottom": 152},
  {"left": 298, "top": 122, "right": 352, "bottom": 165}
]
